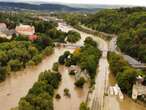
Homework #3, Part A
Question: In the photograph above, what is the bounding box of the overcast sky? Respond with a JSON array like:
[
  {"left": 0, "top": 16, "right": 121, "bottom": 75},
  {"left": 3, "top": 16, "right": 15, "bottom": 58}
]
[{"left": 1, "top": 0, "right": 146, "bottom": 6}]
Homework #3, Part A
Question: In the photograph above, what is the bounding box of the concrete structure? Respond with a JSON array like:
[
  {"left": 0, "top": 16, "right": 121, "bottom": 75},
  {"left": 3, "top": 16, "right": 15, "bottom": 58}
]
[
  {"left": 132, "top": 76, "right": 146, "bottom": 100},
  {"left": 15, "top": 24, "right": 35, "bottom": 36},
  {"left": 0, "top": 32, "right": 12, "bottom": 39},
  {"left": 108, "top": 84, "right": 124, "bottom": 100},
  {"left": 68, "top": 65, "right": 81, "bottom": 73},
  {"left": 0, "top": 23, "right": 13, "bottom": 39},
  {"left": 122, "top": 54, "right": 146, "bottom": 69},
  {"left": 0, "top": 23, "right": 7, "bottom": 32}
]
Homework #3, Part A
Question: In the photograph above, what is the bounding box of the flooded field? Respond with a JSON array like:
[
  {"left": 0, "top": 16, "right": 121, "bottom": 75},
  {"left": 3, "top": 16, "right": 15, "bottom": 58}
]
[{"left": 54, "top": 66, "right": 89, "bottom": 110}]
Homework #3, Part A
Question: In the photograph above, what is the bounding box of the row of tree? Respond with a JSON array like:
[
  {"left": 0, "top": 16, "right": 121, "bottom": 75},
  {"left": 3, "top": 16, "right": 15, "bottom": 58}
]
[
  {"left": 0, "top": 40, "right": 54, "bottom": 81},
  {"left": 18, "top": 70, "right": 61, "bottom": 110},
  {"left": 80, "top": 7, "right": 146, "bottom": 63},
  {"left": 66, "top": 30, "right": 81, "bottom": 43}
]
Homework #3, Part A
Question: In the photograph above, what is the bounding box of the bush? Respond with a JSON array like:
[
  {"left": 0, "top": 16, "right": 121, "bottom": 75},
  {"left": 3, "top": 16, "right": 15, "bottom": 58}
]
[
  {"left": 18, "top": 70, "right": 61, "bottom": 110},
  {"left": 55, "top": 94, "right": 61, "bottom": 99},
  {"left": 32, "top": 54, "right": 43, "bottom": 65},
  {"left": 8, "top": 59, "right": 23, "bottom": 71},
  {"left": 84, "top": 37, "right": 97, "bottom": 47},
  {"left": 42, "top": 46, "right": 54, "bottom": 56},
  {"left": 0, "top": 66, "right": 7, "bottom": 81},
  {"left": 79, "top": 102, "right": 89, "bottom": 110},
  {"left": 64, "top": 88, "right": 71, "bottom": 97},
  {"left": 69, "top": 70, "right": 75, "bottom": 75},
  {"left": 58, "top": 55, "right": 66, "bottom": 64},
  {"left": 67, "top": 30, "right": 81, "bottom": 43},
  {"left": 52, "top": 62, "right": 59, "bottom": 72},
  {"left": 75, "top": 77, "right": 86, "bottom": 88},
  {"left": 58, "top": 51, "right": 71, "bottom": 65},
  {"left": 26, "top": 60, "right": 35, "bottom": 66}
]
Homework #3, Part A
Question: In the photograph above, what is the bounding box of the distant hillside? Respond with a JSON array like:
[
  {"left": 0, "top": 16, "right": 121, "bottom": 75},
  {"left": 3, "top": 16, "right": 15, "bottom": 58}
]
[
  {"left": 67, "top": 4, "right": 134, "bottom": 9},
  {"left": 0, "top": 2, "right": 98, "bottom": 12}
]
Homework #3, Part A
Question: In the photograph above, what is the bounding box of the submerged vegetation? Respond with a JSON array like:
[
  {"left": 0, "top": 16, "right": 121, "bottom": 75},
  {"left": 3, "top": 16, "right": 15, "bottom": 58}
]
[
  {"left": 58, "top": 37, "right": 101, "bottom": 85},
  {"left": 66, "top": 30, "right": 81, "bottom": 43},
  {"left": 0, "top": 41, "right": 53, "bottom": 81},
  {"left": 1, "top": 6, "right": 146, "bottom": 110},
  {"left": 0, "top": 12, "right": 80, "bottom": 82},
  {"left": 74, "top": 77, "right": 86, "bottom": 88},
  {"left": 18, "top": 70, "right": 61, "bottom": 110}
]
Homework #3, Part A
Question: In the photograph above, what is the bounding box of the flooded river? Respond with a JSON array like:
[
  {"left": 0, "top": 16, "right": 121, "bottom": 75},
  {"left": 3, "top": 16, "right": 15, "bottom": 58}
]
[
  {"left": 58, "top": 22, "right": 112, "bottom": 110},
  {"left": 0, "top": 48, "right": 73, "bottom": 110},
  {"left": 0, "top": 21, "right": 145, "bottom": 110}
]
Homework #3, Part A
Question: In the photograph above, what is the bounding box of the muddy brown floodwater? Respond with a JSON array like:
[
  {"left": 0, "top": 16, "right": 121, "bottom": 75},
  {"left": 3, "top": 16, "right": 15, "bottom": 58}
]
[
  {"left": 108, "top": 73, "right": 146, "bottom": 110},
  {"left": 0, "top": 21, "right": 145, "bottom": 110},
  {"left": 58, "top": 22, "right": 146, "bottom": 110},
  {"left": 0, "top": 48, "right": 73, "bottom": 110},
  {"left": 54, "top": 66, "right": 89, "bottom": 110}
]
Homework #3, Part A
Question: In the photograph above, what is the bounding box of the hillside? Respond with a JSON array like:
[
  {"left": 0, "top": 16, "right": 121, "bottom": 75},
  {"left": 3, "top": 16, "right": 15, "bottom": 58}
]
[
  {"left": 0, "top": 2, "right": 97, "bottom": 12},
  {"left": 28, "top": 6, "right": 146, "bottom": 64},
  {"left": 73, "top": 7, "right": 146, "bottom": 63}
]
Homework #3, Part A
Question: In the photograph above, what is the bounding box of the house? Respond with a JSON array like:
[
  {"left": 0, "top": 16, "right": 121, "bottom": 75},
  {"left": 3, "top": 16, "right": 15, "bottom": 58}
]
[{"left": 15, "top": 24, "right": 35, "bottom": 36}]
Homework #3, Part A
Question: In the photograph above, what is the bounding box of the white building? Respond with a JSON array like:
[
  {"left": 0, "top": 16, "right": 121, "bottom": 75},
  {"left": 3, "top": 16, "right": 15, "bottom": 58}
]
[
  {"left": 132, "top": 76, "right": 146, "bottom": 100},
  {"left": 0, "top": 32, "right": 12, "bottom": 40},
  {"left": 0, "top": 23, "right": 7, "bottom": 32},
  {"left": 0, "top": 23, "right": 13, "bottom": 39},
  {"left": 15, "top": 24, "right": 35, "bottom": 36}
]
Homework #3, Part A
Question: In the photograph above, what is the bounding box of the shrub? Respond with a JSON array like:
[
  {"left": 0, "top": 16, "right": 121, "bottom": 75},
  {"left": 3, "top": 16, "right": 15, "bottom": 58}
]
[
  {"left": 64, "top": 88, "right": 71, "bottom": 97},
  {"left": 79, "top": 102, "right": 89, "bottom": 110},
  {"left": 55, "top": 94, "right": 61, "bottom": 99},
  {"left": 52, "top": 62, "right": 59, "bottom": 72},
  {"left": 75, "top": 77, "right": 86, "bottom": 88},
  {"left": 69, "top": 70, "right": 75, "bottom": 75},
  {"left": 67, "top": 30, "right": 81, "bottom": 43}
]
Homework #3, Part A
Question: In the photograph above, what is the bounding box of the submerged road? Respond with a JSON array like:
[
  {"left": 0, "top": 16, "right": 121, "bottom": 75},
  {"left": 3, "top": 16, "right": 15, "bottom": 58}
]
[{"left": 57, "top": 22, "right": 121, "bottom": 110}]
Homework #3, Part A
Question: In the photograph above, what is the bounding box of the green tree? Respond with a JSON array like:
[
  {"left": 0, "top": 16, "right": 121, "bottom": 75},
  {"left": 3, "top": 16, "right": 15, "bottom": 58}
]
[
  {"left": 75, "top": 77, "right": 86, "bottom": 88},
  {"left": 79, "top": 102, "right": 89, "bottom": 110}
]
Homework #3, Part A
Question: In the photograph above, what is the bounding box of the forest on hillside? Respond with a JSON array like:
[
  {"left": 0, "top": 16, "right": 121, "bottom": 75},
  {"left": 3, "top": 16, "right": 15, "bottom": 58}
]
[{"left": 58, "top": 7, "right": 146, "bottom": 63}]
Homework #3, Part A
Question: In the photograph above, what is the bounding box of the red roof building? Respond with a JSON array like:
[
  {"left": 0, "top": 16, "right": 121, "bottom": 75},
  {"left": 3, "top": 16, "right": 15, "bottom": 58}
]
[{"left": 28, "top": 35, "right": 38, "bottom": 41}]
